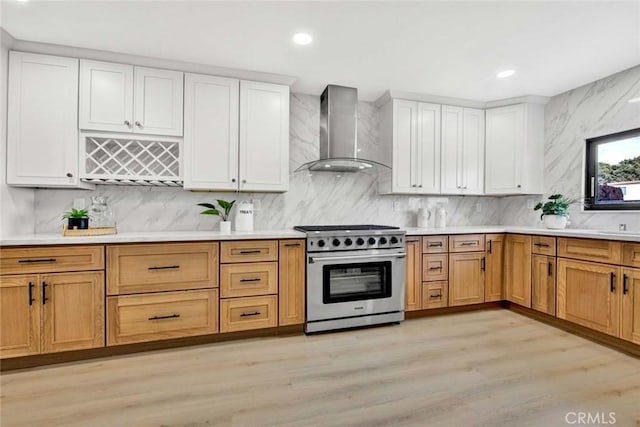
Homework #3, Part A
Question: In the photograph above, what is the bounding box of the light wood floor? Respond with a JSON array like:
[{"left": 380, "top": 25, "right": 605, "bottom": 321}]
[{"left": 1, "top": 309, "right": 639, "bottom": 427}]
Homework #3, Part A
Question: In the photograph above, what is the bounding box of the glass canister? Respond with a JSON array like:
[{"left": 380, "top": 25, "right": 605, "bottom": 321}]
[{"left": 88, "top": 196, "right": 115, "bottom": 228}]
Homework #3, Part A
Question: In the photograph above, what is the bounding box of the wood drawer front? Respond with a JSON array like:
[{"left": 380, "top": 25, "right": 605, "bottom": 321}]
[
  {"left": 220, "top": 240, "right": 278, "bottom": 263},
  {"left": 107, "top": 243, "right": 218, "bottom": 295},
  {"left": 449, "top": 234, "right": 485, "bottom": 253},
  {"left": 220, "top": 262, "right": 278, "bottom": 298},
  {"left": 107, "top": 289, "right": 218, "bottom": 345},
  {"left": 422, "top": 281, "right": 448, "bottom": 309},
  {"left": 422, "top": 254, "right": 448, "bottom": 282},
  {"left": 0, "top": 246, "right": 104, "bottom": 275},
  {"left": 532, "top": 236, "right": 556, "bottom": 256},
  {"left": 220, "top": 295, "right": 277, "bottom": 333},
  {"left": 623, "top": 244, "right": 640, "bottom": 268},
  {"left": 557, "top": 238, "right": 621, "bottom": 264},
  {"left": 422, "top": 236, "right": 448, "bottom": 253}
]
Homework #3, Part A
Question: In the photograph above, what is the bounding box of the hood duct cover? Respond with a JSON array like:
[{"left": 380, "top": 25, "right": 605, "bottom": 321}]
[{"left": 295, "top": 85, "right": 390, "bottom": 173}]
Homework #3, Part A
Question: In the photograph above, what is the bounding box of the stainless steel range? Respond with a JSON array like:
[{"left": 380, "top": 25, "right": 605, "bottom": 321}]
[{"left": 294, "top": 225, "right": 406, "bottom": 333}]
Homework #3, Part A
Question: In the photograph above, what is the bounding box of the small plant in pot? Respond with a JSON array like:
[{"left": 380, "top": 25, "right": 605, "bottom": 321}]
[
  {"left": 198, "top": 200, "right": 236, "bottom": 234},
  {"left": 534, "top": 194, "right": 573, "bottom": 229},
  {"left": 63, "top": 208, "right": 90, "bottom": 230}
]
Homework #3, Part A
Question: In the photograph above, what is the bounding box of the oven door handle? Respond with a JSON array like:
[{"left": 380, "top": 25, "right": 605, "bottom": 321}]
[{"left": 309, "top": 253, "right": 406, "bottom": 263}]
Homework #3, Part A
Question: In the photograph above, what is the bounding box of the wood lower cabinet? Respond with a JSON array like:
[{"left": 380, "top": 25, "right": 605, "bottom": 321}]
[
  {"left": 0, "top": 275, "right": 40, "bottom": 358},
  {"left": 532, "top": 255, "right": 556, "bottom": 315},
  {"left": 422, "top": 281, "right": 448, "bottom": 309},
  {"left": 220, "top": 295, "right": 278, "bottom": 332},
  {"left": 220, "top": 262, "right": 278, "bottom": 298},
  {"left": 621, "top": 268, "right": 640, "bottom": 345},
  {"left": 505, "top": 234, "right": 532, "bottom": 307},
  {"left": 405, "top": 238, "right": 422, "bottom": 311},
  {"left": 484, "top": 234, "right": 504, "bottom": 302},
  {"left": 557, "top": 259, "right": 620, "bottom": 336},
  {"left": 278, "top": 240, "right": 305, "bottom": 326},
  {"left": 558, "top": 238, "right": 621, "bottom": 264},
  {"left": 422, "top": 254, "right": 448, "bottom": 282},
  {"left": 448, "top": 252, "right": 485, "bottom": 306}
]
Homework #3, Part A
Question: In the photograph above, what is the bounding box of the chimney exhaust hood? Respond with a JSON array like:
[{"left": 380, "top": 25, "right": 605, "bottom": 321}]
[{"left": 295, "top": 85, "right": 390, "bottom": 173}]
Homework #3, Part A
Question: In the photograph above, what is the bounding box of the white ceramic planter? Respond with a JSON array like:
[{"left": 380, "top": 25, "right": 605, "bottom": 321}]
[
  {"left": 219, "top": 221, "right": 232, "bottom": 234},
  {"left": 543, "top": 215, "right": 568, "bottom": 229}
]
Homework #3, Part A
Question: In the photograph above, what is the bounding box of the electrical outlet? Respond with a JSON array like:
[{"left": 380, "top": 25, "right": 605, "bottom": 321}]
[
  {"left": 526, "top": 199, "right": 535, "bottom": 209},
  {"left": 475, "top": 202, "right": 482, "bottom": 213},
  {"left": 73, "top": 198, "right": 86, "bottom": 209},
  {"left": 251, "top": 199, "right": 261, "bottom": 211},
  {"left": 393, "top": 201, "right": 402, "bottom": 212}
]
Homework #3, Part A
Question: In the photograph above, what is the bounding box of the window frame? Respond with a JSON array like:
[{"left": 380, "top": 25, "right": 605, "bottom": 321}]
[{"left": 584, "top": 127, "right": 640, "bottom": 211}]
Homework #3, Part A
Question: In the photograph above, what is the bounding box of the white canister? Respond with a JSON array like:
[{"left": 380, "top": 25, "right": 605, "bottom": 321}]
[
  {"left": 235, "top": 202, "right": 254, "bottom": 232},
  {"left": 417, "top": 208, "right": 431, "bottom": 228},
  {"left": 434, "top": 206, "right": 447, "bottom": 229}
]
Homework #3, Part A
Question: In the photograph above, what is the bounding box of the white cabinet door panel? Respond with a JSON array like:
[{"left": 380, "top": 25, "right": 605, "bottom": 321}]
[
  {"left": 79, "top": 60, "right": 133, "bottom": 133},
  {"left": 485, "top": 104, "right": 524, "bottom": 194},
  {"left": 441, "top": 105, "right": 463, "bottom": 193},
  {"left": 183, "top": 73, "right": 239, "bottom": 190},
  {"left": 462, "top": 108, "right": 485, "bottom": 194},
  {"left": 416, "top": 102, "right": 441, "bottom": 193},
  {"left": 134, "top": 67, "right": 184, "bottom": 136},
  {"left": 393, "top": 100, "right": 417, "bottom": 193}
]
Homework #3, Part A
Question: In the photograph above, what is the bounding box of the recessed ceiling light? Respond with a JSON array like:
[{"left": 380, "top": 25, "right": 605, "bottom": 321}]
[
  {"left": 497, "top": 69, "right": 516, "bottom": 79},
  {"left": 293, "top": 33, "right": 313, "bottom": 46}
]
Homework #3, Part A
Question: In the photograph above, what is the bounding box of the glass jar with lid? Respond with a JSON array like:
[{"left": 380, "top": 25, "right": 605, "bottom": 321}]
[{"left": 88, "top": 196, "right": 115, "bottom": 228}]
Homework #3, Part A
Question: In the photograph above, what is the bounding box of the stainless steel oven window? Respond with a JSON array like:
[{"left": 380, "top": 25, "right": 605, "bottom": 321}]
[{"left": 322, "top": 261, "right": 392, "bottom": 304}]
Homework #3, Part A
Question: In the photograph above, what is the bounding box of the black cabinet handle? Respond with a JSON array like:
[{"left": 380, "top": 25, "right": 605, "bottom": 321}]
[
  {"left": 429, "top": 293, "right": 442, "bottom": 299},
  {"left": 481, "top": 257, "right": 486, "bottom": 271},
  {"left": 148, "top": 265, "right": 180, "bottom": 270},
  {"left": 42, "top": 282, "right": 48, "bottom": 304},
  {"left": 148, "top": 314, "right": 180, "bottom": 321},
  {"left": 428, "top": 266, "right": 442, "bottom": 271},
  {"left": 284, "top": 243, "right": 301, "bottom": 247},
  {"left": 239, "top": 250, "right": 262, "bottom": 254},
  {"left": 488, "top": 240, "right": 492, "bottom": 254},
  {"left": 240, "top": 278, "right": 262, "bottom": 282},
  {"left": 19, "top": 258, "right": 56, "bottom": 264},
  {"left": 428, "top": 242, "right": 443, "bottom": 247},
  {"left": 610, "top": 272, "right": 616, "bottom": 293},
  {"left": 240, "top": 311, "right": 261, "bottom": 317},
  {"left": 534, "top": 243, "right": 550, "bottom": 248},
  {"left": 461, "top": 242, "right": 476, "bottom": 246},
  {"left": 623, "top": 274, "right": 629, "bottom": 295},
  {"left": 28, "top": 282, "right": 35, "bottom": 305},
  {"left": 548, "top": 262, "right": 553, "bottom": 277}
]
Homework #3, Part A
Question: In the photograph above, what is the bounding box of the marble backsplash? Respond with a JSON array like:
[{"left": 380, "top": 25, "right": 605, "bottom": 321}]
[{"left": 34, "top": 93, "right": 501, "bottom": 233}]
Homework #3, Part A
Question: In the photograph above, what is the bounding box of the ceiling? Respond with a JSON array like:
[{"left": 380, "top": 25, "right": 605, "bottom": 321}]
[{"left": 2, "top": 1, "right": 639, "bottom": 102}]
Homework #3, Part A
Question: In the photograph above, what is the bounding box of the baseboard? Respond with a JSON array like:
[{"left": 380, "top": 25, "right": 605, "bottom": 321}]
[{"left": 405, "top": 301, "right": 503, "bottom": 319}]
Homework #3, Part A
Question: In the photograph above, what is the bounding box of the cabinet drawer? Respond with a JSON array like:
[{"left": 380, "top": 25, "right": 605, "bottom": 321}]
[
  {"left": 220, "top": 262, "right": 278, "bottom": 298},
  {"left": 220, "top": 295, "right": 278, "bottom": 333},
  {"left": 422, "top": 281, "right": 448, "bottom": 309},
  {"left": 220, "top": 240, "right": 278, "bottom": 263},
  {"left": 532, "top": 236, "right": 556, "bottom": 256},
  {"left": 622, "top": 244, "right": 640, "bottom": 268},
  {"left": 107, "top": 289, "right": 218, "bottom": 345},
  {"left": 0, "top": 245, "right": 104, "bottom": 275},
  {"left": 557, "top": 238, "right": 621, "bottom": 264},
  {"left": 422, "top": 236, "right": 448, "bottom": 253},
  {"left": 449, "top": 234, "right": 485, "bottom": 252},
  {"left": 422, "top": 254, "right": 448, "bottom": 281},
  {"left": 107, "top": 243, "right": 218, "bottom": 295}
]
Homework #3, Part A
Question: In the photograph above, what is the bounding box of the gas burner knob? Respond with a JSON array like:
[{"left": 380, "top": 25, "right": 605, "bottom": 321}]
[
  {"left": 332, "top": 238, "right": 341, "bottom": 247},
  {"left": 390, "top": 236, "right": 399, "bottom": 244},
  {"left": 344, "top": 238, "right": 353, "bottom": 246},
  {"left": 368, "top": 237, "right": 376, "bottom": 245},
  {"left": 356, "top": 238, "right": 365, "bottom": 246},
  {"left": 317, "top": 239, "right": 326, "bottom": 248},
  {"left": 379, "top": 237, "right": 388, "bottom": 245}
]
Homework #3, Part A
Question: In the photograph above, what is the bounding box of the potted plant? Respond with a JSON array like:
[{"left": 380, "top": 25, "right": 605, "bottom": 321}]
[
  {"left": 198, "top": 199, "right": 236, "bottom": 234},
  {"left": 63, "top": 208, "right": 90, "bottom": 230},
  {"left": 533, "top": 194, "right": 572, "bottom": 229}
]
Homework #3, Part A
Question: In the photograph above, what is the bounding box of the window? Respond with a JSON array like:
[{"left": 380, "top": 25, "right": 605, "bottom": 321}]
[{"left": 584, "top": 128, "right": 640, "bottom": 211}]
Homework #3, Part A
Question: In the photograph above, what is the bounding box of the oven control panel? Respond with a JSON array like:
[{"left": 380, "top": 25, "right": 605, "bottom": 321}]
[{"left": 306, "top": 232, "right": 405, "bottom": 252}]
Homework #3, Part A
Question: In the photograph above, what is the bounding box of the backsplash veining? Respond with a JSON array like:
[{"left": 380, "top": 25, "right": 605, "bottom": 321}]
[{"left": 34, "top": 94, "right": 501, "bottom": 233}]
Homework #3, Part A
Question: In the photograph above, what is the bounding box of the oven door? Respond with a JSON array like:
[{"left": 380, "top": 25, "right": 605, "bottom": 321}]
[{"left": 306, "top": 250, "right": 406, "bottom": 322}]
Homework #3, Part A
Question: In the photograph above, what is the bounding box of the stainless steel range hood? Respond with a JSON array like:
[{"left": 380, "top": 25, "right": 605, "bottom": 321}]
[{"left": 295, "top": 85, "right": 390, "bottom": 173}]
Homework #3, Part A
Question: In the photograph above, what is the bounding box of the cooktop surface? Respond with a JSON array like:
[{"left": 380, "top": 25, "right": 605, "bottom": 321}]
[{"left": 294, "top": 225, "right": 400, "bottom": 232}]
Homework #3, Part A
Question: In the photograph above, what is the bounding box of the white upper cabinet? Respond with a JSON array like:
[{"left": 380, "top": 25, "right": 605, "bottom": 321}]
[
  {"left": 79, "top": 60, "right": 183, "bottom": 136},
  {"left": 239, "top": 80, "right": 290, "bottom": 192},
  {"left": 416, "top": 103, "right": 442, "bottom": 193},
  {"left": 183, "top": 73, "right": 239, "bottom": 190},
  {"left": 485, "top": 103, "right": 544, "bottom": 195},
  {"left": 7, "top": 52, "right": 89, "bottom": 188},
  {"left": 441, "top": 106, "right": 464, "bottom": 193}
]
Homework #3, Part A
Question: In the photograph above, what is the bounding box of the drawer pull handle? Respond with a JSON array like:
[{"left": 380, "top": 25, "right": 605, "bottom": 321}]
[
  {"left": 429, "top": 293, "right": 442, "bottom": 299},
  {"left": 460, "top": 242, "right": 476, "bottom": 246},
  {"left": 240, "top": 278, "right": 262, "bottom": 283},
  {"left": 148, "top": 314, "right": 180, "bottom": 321},
  {"left": 623, "top": 274, "right": 629, "bottom": 295},
  {"left": 19, "top": 258, "right": 56, "bottom": 264},
  {"left": 428, "top": 266, "right": 442, "bottom": 271},
  {"left": 240, "top": 311, "right": 261, "bottom": 317},
  {"left": 610, "top": 272, "right": 616, "bottom": 293},
  {"left": 488, "top": 240, "right": 492, "bottom": 254},
  {"left": 28, "top": 282, "right": 35, "bottom": 305},
  {"left": 534, "top": 243, "right": 550, "bottom": 248},
  {"left": 148, "top": 265, "right": 180, "bottom": 270},
  {"left": 42, "top": 282, "right": 48, "bottom": 304},
  {"left": 428, "top": 242, "right": 443, "bottom": 247},
  {"left": 284, "top": 243, "right": 301, "bottom": 247},
  {"left": 239, "top": 250, "right": 262, "bottom": 254}
]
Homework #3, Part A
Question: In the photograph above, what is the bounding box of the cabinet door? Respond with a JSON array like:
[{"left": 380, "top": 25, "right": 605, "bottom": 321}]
[
  {"left": 405, "top": 237, "right": 422, "bottom": 311},
  {"left": 183, "top": 73, "right": 239, "bottom": 190},
  {"left": 461, "top": 108, "right": 485, "bottom": 194},
  {"left": 621, "top": 268, "right": 640, "bottom": 344},
  {"left": 133, "top": 67, "right": 184, "bottom": 136},
  {"left": 557, "top": 259, "right": 620, "bottom": 336},
  {"left": 392, "top": 100, "right": 418, "bottom": 193},
  {"left": 485, "top": 234, "right": 505, "bottom": 302},
  {"left": 0, "top": 275, "right": 40, "bottom": 358},
  {"left": 440, "top": 105, "right": 463, "bottom": 193},
  {"left": 8, "top": 52, "right": 80, "bottom": 187},
  {"left": 505, "top": 234, "right": 532, "bottom": 307},
  {"left": 79, "top": 60, "right": 133, "bottom": 133},
  {"left": 239, "top": 81, "right": 289, "bottom": 192},
  {"left": 448, "top": 252, "right": 485, "bottom": 306},
  {"left": 416, "top": 103, "right": 441, "bottom": 193},
  {"left": 278, "top": 240, "right": 305, "bottom": 326},
  {"left": 485, "top": 104, "right": 524, "bottom": 194},
  {"left": 532, "top": 255, "right": 556, "bottom": 315},
  {"left": 42, "top": 272, "right": 105, "bottom": 353}
]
